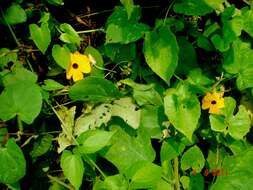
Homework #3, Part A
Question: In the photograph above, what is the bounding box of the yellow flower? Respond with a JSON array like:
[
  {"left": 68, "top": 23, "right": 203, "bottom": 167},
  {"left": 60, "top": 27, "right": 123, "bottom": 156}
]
[
  {"left": 202, "top": 91, "right": 224, "bottom": 114},
  {"left": 66, "top": 52, "right": 92, "bottom": 82}
]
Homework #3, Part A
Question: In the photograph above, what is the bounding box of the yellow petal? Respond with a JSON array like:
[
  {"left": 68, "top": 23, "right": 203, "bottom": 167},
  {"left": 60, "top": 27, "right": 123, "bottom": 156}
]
[
  {"left": 209, "top": 105, "right": 220, "bottom": 114},
  {"left": 66, "top": 67, "right": 74, "bottom": 80},
  {"left": 72, "top": 71, "right": 83, "bottom": 82},
  {"left": 216, "top": 98, "right": 225, "bottom": 108},
  {"left": 79, "top": 61, "right": 91, "bottom": 73}
]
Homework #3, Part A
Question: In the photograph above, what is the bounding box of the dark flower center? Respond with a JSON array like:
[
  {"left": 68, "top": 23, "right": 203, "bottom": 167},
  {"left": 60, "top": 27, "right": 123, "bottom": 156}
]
[
  {"left": 72, "top": 63, "right": 79, "bottom": 69},
  {"left": 211, "top": 100, "right": 217, "bottom": 105}
]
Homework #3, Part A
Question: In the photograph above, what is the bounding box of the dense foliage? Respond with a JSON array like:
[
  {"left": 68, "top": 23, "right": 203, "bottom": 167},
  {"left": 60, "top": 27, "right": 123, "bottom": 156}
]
[{"left": 0, "top": 0, "right": 253, "bottom": 189}]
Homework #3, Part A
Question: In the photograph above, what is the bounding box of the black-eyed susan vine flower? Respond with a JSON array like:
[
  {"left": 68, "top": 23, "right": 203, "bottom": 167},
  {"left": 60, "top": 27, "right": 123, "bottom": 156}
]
[
  {"left": 202, "top": 91, "right": 225, "bottom": 114},
  {"left": 66, "top": 51, "right": 95, "bottom": 82}
]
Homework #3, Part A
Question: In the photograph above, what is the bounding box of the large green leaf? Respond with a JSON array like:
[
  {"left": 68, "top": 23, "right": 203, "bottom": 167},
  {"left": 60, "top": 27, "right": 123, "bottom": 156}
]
[
  {"left": 77, "top": 130, "right": 115, "bottom": 154},
  {"left": 173, "top": 0, "right": 225, "bottom": 16},
  {"left": 0, "top": 139, "right": 26, "bottom": 184},
  {"left": 100, "top": 127, "right": 155, "bottom": 174},
  {"left": 143, "top": 26, "right": 179, "bottom": 84},
  {"left": 242, "top": 7, "right": 253, "bottom": 38},
  {"left": 69, "top": 77, "right": 121, "bottom": 102},
  {"left": 105, "top": 6, "right": 149, "bottom": 44},
  {"left": 29, "top": 23, "right": 51, "bottom": 54},
  {"left": 74, "top": 104, "right": 112, "bottom": 136},
  {"left": 60, "top": 150, "right": 84, "bottom": 190},
  {"left": 210, "top": 148, "right": 253, "bottom": 190},
  {"left": 181, "top": 146, "right": 205, "bottom": 173},
  {"left": 111, "top": 97, "right": 141, "bottom": 129},
  {"left": 164, "top": 83, "right": 200, "bottom": 141},
  {"left": 223, "top": 39, "right": 253, "bottom": 90},
  {"left": 3, "top": 4, "right": 27, "bottom": 25},
  {"left": 0, "top": 68, "right": 42, "bottom": 124}
]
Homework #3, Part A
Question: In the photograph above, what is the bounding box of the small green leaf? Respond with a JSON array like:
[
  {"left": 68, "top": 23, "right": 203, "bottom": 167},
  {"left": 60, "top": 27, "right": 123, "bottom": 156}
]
[
  {"left": 59, "top": 23, "right": 81, "bottom": 46},
  {"left": 29, "top": 23, "right": 51, "bottom": 54},
  {"left": 93, "top": 174, "right": 128, "bottom": 190},
  {"left": 3, "top": 4, "right": 27, "bottom": 25},
  {"left": 105, "top": 6, "right": 149, "bottom": 44},
  {"left": 0, "top": 139, "right": 26, "bottom": 184},
  {"left": 41, "top": 79, "right": 64, "bottom": 91},
  {"left": 129, "top": 162, "right": 162, "bottom": 189},
  {"left": 77, "top": 130, "right": 115, "bottom": 154},
  {"left": 30, "top": 134, "right": 53, "bottom": 159},
  {"left": 60, "top": 150, "right": 84, "bottom": 190},
  {"left": 69, "top": 77, "right": 121, "bottom": 102},
  {"left": 160, "top": 138, "right": 185, "bottom": 163},
  {"left": 120, "top": 0, "right": 134, "bottom": 18},
  {"left": 46, "top": 0, "right": 64, "bottom": 6},
  {"left": 143, "top": 26, "right": 179, "bottom": 84},
  {"left": 164, "top": 83, "right": 200, "bottom": 141},
  {"left": 85, "top": 46, "right": 104, "bottom": 77},
  {"left": 52, "top": 44, "right": 70, "bottom": 69},
  {"left": 111, "top": 97, "right": 141, "bottom": 129},
  {"left": 0, "top": 48, "right": 18, "bottom": 68},
  {"left": 181, "top": 145, "right": 205, "bottom": 173}
]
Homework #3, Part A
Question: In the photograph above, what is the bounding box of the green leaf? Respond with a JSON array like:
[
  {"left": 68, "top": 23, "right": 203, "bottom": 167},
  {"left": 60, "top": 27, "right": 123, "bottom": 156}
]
[
  {"left": 181, "top": 145, "right": 205, "bottom": 173},
  {"left": 52, "top": 44, "right": 70, "bottom": 69},
  {"left": 120, "top": 78, "right": 163, "bottom": 106},
  {"left": 29, "top": 23, "right": 51, "bottom": 54},
  {"left": 102, "top": 43, "right": 136, "bottom": 62},
  {"left": 128, "top": 162, "right": 162, "bottom": 189},
  {"left": 30, "top": 134, "right": 53, "bottom": 160},
  {"left": 77, "top": 130, "right": 115, "bottom": 154},
  {"left": 56, "top": 106, "right": 76, "bottom": 153},
  {"left": 120, "top": 0, "right": 134, "bottom": 19},
  {"left": 46, "top": 0, "right": 64, "bottom": 6},
  {"left": 74, "top": 104, "right": 112, "bottom": 136},
  {"left": 0, "top": 139, "right": 26, "bottom": 184},
  {"left": 111, "top": 97, "right": 141, "bottom": 129},
  {"left": 210, "top": 97, "right": 251, "bottom": 140},
  {"left": 0, "top": 48, "right": 18, "bottom": 68},
  {"left": 173, "top": 0, "right": 225, "bottom": 16},
  {"left": 143, "top": 26, "right": 179, "bottom": 84},
  {"left": 41, "top": 79, "right": 64, "bottom": 91},
  {"left": 189, "top": 174, "right": 204, "bottom": 190},
  {"left": 176, "top": 37, "right": 198, "bottom": 75},
  {"left": 69, "top": 77, "right": 121, "bottom": 102},
  {"left": 59, "top": 23, "right": 81, "bottom": 46},
  {"left": 85, "top": 46, "right": 104, "bottom": 77},
  {"left": 160, "top": 138, "right": 185, "bottom": 163},
  {"left": 210, "top": 148, "right": 253, "bottom": 190},
  {"left": 105, "top": 6, "right": 149, "bottom": 44},
  {"left": 3, "top": 4, "right": 27, "bottom": 25},
  {"left": 242, "top": 8, "right": 253, "bottom": 38},
  {"left": 0, "top": 68, "right": 42, "bottom": 124},
  {"left": 223, "top": 39, "right": 253, "bottom": 90},
  {"left": 93, "top": 174, "right": 128, "bottom": 190},
  {"left": 139, "top": 105, "right": 163, "bottom": 138},
  {"left": 164, "top": 83, "right": 201, "bottom": 141},
  {"left": 100, "top": 128, "right": 155, "bottom": 173},
  {"left": 60, "top": 150, "right": 84, "bottom": 190}
]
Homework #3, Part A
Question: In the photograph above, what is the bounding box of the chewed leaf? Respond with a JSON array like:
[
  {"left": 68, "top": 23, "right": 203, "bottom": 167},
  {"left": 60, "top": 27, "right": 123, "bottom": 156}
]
[{"left": 74, "top": 104, "right": 112, "bottom": 136}]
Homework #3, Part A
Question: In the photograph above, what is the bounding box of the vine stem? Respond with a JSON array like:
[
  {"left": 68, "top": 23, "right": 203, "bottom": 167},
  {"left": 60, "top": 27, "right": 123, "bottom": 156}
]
[
  {"left": 76, "top": 28, "right": 105, "bottom": 34},
  {"left": 0, "top": 6, "right": 21, "bottom": 46},
  {"left": 173, "top": 157, "right": 180, "bottom": 190},
  {"left": 83, "top": 154, "right": 107, "bottom": 179},
  {"left": 47, "top": 174, "right": 74, "bottom": 190}
]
